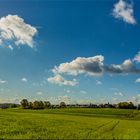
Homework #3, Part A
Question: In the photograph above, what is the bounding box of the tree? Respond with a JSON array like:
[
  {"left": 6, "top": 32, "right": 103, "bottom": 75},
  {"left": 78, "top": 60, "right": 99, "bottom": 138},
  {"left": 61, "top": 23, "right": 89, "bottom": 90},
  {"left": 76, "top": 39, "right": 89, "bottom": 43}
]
[
  {"left": 33, "top": 101, "right": 40, "bottom": 109},
  {"left": 44, "top": 101, "right": 51, "bottom": 109},
  {"left": 10, "top": 103, "right": 18, "bottom": 108},
  {"left": 128, "top": 102, "right": 135, "bottom": 109},
  {"left": 28, "top": 102, "right": 33, "bottom": 109},
  {"left": 60, "top": 102, "right": 66, "bottom": 108},
  {"left": 39, "top": 101, "right": 44, "bottom": 109},
  {"left": 138, "top": 104, "right": 140, "bottom": 110},
  {"left": 117, "top": 102, "right": 135, "bottom": 109},
  {"left": 32, "top": 101, "right": 44, "bottom": 109},
  {"left": 20, "top": 99, "right": 29, "bottom": 109}
]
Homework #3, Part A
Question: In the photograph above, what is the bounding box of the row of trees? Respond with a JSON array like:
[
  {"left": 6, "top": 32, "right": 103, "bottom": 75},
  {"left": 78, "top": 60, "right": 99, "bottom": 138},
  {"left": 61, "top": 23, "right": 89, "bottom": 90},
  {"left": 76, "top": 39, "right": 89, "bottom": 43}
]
[
  {"left": 20, "top": 99, "right": 137, "bottom": 109},
  {"left": 117, "top": 102, "right": 136, "bottom": 109},
  {"left": 20, "top": 99, "right": 66, "bottom": 109}
]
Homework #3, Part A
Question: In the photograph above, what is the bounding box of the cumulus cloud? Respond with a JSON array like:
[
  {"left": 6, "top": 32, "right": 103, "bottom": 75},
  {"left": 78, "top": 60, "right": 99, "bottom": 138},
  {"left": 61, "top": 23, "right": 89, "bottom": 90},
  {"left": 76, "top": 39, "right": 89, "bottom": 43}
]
[
  {"left": 135, "top": 78, "right": 140, "bottom": 83},
  {"left": 0, "top": 80, "right": 7, "bottom": 84},
  {"left": 48, "top": 74, "right": 78, "bottom": 86},
  {"left": 52, "top": 56, "right": 140, "bottom": 76},
  {"left": 53, "top": 55, "right": 104, "bottom": 76},
  {"left": 21, "top": 77, "right": 28, "bottom": 82},
  {"left": 0, "top": 15, "right": 37, "bottom": 49},
  {"left": 104, "top": 59, "right": 140, "bottom": 74},
  {"left": 112, "top": 0, "right": 136, "bottom": 24},
  {"left": 133, "top": 52, "right": 140, "bottom": 63},
  {"left": 49, "top": 55, "right": 140, "bottom": 86}
]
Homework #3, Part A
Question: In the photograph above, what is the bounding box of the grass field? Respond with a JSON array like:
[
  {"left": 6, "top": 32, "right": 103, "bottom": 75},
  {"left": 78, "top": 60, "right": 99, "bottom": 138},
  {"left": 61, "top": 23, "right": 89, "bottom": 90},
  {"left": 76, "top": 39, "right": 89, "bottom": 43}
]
[{"left": 0, "top": 108, "right": 140, "bottom": 139}]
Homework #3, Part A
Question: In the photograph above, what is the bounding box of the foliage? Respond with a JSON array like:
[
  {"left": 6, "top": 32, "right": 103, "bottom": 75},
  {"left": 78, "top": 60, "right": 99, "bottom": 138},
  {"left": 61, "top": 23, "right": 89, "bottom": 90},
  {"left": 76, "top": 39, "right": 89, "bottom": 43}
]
[
  {"left": 20, "top": 99, "right": 29, "bottom": 109},
  {"left": 44, "top": 101, "right": 51, "bottom": 109},
  {"left": 60, "top": 102, "right": 66, "bottom": 108},
  {"left": 138, "top": 104, "right": 140, "bottom": 110},
  {"left": 32, "top": 101, "right": 44, "bottom": 109},
  {"left": 117, "top": 102, "right": 136, "bottom": 109}
]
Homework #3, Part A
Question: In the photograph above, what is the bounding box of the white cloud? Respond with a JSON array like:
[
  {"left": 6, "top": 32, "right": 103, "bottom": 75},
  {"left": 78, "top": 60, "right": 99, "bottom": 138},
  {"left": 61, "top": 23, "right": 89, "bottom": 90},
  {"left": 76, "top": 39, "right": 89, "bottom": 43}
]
[
  {"left": 0, "top": 80, "right": 7, "bottom": 84},
  {"left": 133, "top": 52, "right": 140, "bottom": 63},
  {"left": 0, "top": 15, "right": 37, "bottom": 49},
  {"left": 48, "top": 74, "right": 78, "bottom": 86},
  {"left": 96, "top": 80, "right": 102, "bottom": 85},
  {"left": 112, "top": 0, "right": 136, "bottom": 24},
  {"left": 105, "top": 59, "right": 139, "bottom": 74},
  {"left": 52, "top": 56, "right": 140, "bottom": 76},
  {"left": 6, "top": 45, "right": 13, "bottom": 50},
  {"left": 135, "top": 78, "right": 140, "bottom": 83},
  {"left": 21, "top": 77, "right": 28, "bottom": 82},
  {"left": 53, "top": 55, "right": 104, "bottom": 76},
  {"left": 114, "top": 92, "right": 124, "bottom": 96},
  {"left": 37, "top": 91, "right": 43, "bottom": 95},
  {"left": 49, "top": 55, "right": 140, "bottom": 86}
]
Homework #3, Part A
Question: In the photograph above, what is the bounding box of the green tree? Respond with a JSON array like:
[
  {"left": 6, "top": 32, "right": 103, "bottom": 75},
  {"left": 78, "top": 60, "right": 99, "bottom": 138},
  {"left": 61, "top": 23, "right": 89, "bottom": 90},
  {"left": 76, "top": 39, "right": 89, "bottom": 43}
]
[
  {"left": 138, "top": 104, "right": 140, "bottom": 110},
  {"left": 20, "top": 99, "right": 29, "bottom": 109},
  {"left": 60, "top": 102, "right": 66, "bottom": 108},
  {"left": 39, "top": 101, "right": 44, "bottom": 109},
  {"left": 33, "top": 101, "right": 40, "bottom": 109},
  {"left": 33, "top": 101, "right": 44, "bottom": 109},
  {"left": 44, "top": 101, "right": 51, "bottom": 108},
  {"left": 28, "top": 102, "right": 33, "bottom": 109},
  {"left": 117, "top": 102, "right": 135, "bottom": 109}
]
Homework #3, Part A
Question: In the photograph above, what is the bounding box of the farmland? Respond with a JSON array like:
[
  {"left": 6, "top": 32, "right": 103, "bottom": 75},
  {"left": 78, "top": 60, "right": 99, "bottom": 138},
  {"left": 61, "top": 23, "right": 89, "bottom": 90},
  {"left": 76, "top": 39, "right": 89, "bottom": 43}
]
[{"left": 0, "top": 108, "right": 140, "bottom": 139}]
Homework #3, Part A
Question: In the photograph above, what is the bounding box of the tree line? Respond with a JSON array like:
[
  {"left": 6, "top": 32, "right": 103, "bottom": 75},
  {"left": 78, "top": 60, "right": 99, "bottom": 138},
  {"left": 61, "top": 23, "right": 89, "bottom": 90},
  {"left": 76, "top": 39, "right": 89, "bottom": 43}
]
[
  {"left": 0, "top": 99, "right": 139, "bottom": 109},
  {"left": 20, "top": 99, "right": 138, "bottom": 109},
  {"left": 20, "top": 99, "right": 66, "bottom": 109}
]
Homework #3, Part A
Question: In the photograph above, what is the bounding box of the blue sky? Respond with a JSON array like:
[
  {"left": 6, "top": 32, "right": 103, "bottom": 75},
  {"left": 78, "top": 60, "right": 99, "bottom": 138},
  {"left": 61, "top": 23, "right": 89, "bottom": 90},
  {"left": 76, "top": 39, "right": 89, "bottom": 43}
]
[{"left": 0, "top": 0, "right": 140, "bottom": 104}]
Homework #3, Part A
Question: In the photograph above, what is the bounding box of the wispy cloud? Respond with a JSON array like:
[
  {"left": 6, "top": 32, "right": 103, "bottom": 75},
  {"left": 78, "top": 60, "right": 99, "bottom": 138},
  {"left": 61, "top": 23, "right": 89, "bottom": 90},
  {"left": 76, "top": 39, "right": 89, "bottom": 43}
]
[
  {"left": 0, "top": 15, "right": 37, "bottom": 50},
  {"left": 112, "top": 0, "right": 136, "bottom": 24}
]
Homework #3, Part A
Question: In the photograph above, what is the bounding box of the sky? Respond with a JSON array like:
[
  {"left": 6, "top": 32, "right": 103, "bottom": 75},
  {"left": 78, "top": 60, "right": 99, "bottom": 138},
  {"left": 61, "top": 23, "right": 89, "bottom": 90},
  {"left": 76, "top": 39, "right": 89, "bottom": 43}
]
[{"left": 0, "top": 0, "right": 140, "bottom": 104}]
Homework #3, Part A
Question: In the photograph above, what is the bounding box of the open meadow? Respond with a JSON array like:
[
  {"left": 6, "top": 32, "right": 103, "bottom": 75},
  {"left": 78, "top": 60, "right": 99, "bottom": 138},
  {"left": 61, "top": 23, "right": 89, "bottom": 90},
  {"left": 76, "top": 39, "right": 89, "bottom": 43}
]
[{"left": 0, "top": 108, "right": 140, "bottom": 139}]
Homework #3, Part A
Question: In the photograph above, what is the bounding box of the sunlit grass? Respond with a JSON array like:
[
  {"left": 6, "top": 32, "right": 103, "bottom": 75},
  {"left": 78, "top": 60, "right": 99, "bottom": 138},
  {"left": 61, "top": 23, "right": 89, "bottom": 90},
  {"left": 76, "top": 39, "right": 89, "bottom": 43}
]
[{"left": 0, "top": 108, "right": 140, "bottom": 139}]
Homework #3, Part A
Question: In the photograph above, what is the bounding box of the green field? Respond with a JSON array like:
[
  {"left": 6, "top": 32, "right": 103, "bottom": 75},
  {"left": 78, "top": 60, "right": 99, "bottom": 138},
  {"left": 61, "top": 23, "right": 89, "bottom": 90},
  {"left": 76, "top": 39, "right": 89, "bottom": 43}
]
[{"left": 0, "top": 108, "right": 140, "bottom": 139}]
